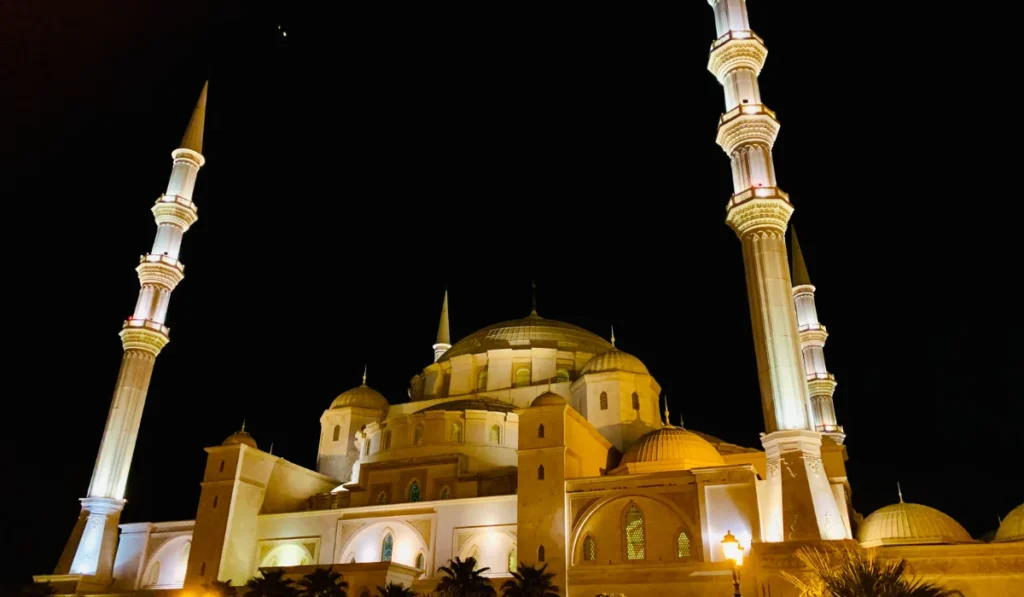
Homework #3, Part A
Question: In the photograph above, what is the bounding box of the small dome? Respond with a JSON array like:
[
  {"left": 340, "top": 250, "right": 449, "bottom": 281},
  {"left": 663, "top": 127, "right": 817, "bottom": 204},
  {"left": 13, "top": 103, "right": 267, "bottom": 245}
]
[
  {"left": 995, "top": 504, "right": 1024, "bottom": 542},
  {"left": 331, "top": 384, "right": 390, "bottom": 412},
  {"left": 620, "top": 427, "right": 724, "bottom": 470},
  {"left": 581, "top": 350, "right": 649, "bottom": 376},
  {"left": 532, "top": 392, "right": 568, "bottom": 407},
  {"left": 858, "top": 502, "right": 973, "bottom": 546},
  {"left": 223, "top": 430, "right": 257, "bottom": 449}
]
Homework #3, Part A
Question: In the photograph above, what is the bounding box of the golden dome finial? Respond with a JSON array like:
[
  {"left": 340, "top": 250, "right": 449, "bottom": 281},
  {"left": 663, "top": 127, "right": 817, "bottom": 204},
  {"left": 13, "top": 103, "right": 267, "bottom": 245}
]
[
  {"left": 610, "top": 325, "right": 616, "bottom": 347},
  {"left": 663, "top": 396, "right": 670, "bottom": 426},
  {"left": 530, "top": 280, "right": 538, "bottom": 316},
  {"left": 898, "top": 482, "right": 904, "bottom": 503},
  {"left": 362, "top": 364, "right": 368, "bottom": 386},
  {"left": 240, "top": 418, "right": 246, "bottom": 432}
]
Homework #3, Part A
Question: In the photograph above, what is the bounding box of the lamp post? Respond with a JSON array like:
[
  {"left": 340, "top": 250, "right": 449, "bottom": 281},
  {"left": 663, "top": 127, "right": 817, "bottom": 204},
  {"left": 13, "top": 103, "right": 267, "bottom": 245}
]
[{"left": 721, "top": 530, "right": 744, "bottom": 597}]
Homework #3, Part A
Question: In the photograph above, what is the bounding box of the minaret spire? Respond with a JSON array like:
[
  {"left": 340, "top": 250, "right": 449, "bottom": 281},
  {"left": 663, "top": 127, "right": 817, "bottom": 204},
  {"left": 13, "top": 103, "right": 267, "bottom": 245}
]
[
  {"left": 791, "top": 228, "right": 843, "bottom": 443},
  {"left": 663, "top": 396, "right": 670, "bottom": 427},
  {"left": 898, "top": 482, "right": 904, "bottom": 503},
  {"left": 530, "top": 280, "right": 538, "bottom": 316},
  {"left": 56, "top": 82, "right": 209, "bottom": 582},
  {"left": 706, "top": 2, "right": 848, "bottom": 542},
  {"left": 432, "top": 290, "right": 452, "bottom": 362},
  {"left": 610, "top": 325, "right": 616, "bottom": 348},
  {"left": 362, "top": 364, "right": 368, "bottom": 386}
]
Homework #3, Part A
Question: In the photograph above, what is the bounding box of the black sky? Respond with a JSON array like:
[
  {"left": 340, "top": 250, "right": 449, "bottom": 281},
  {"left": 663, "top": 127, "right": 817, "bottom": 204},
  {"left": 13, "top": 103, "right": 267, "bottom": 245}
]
[{"left": 3, "top": 0, "right": 1022, "bottom": 587}]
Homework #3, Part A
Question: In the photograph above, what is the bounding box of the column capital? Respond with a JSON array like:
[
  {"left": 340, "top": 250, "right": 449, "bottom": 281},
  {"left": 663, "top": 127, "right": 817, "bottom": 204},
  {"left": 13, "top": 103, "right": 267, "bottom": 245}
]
[
  {"left": 171, "top": 147, "right": 205, "bottom": 168},
  {"left": 119, "top": 322, "right": 170, "bottom": 356},
  {"left": 136, "top": 254, "right": 185, "bottom": 290},
  {"left": 761, "top": 429, "right": 821, "bottom": 457},
  {"left": 792, "top": 283, "right": 817, "bottom": 297},
  {"left": 807, "top": 376, "right": 837, "bottom": 397},
  {"left": 716, "top": 104, "right": 780, "bottom": 154},
  {"left": 708, "top": 30, "right": 767, "bottom": 81},
  {"left": 152, "top": 195, "right": 199, "bottom": 231},
  {"left": 725, "top": 187, "right": 793, "bottom": 237}
]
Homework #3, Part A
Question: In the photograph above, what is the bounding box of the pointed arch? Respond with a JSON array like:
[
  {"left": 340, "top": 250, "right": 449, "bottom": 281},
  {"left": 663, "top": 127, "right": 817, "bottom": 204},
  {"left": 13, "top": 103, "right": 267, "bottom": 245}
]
[
  {"left": 600, "top": 391, "right": 608, "bottom": 410},
  {"left": 408, "top": 480, "right": 421, "bottom": 503},
  {"left": 452, "top": 422, "right": 462, "bottom": 443},
  {"left": 413, "top": 424, "right": 424, "bottom": 445},
  {"left": 538, "top": 423, "right": 545, "bottom": 438},
  {"left": 439, "top": 485, "right": 451, "bottom": 499},
  {"left": 381, "top": 532, "right": 394, "bottom": 562},
  {"left": 508, "top": 547, "right": 517, "bottom": 573},
  {"left": 490, "top": 424, "right": 502, "bottom": 444},
  {"left": 377, "top": 491, "right": 388, "bottom": 505},
  {"left": 383, "top": 429, "right": 392, "bottom": 450},
  {"left": 624, "top": 502, "right": 646, "bottom": 560},
  {"left": 477, "top": 368, "right": 488, "bottom": 391},
  {"left": 416, "top": 552, "right": 425, "bottom": 569},
  {"left": 143, "top": 561, "right": 160, "bottom": 587},
  {"left": 537, "top": 545, "right": 545, "bottom": 562},
  {"left": 677, "top": 530, "right": 691, "bottom": 558},
  {"left": 538, "top": 464, "right": 545, "bottom": 480},
  {"left": 631, "top": 392, "right": 640, "bottom": 411},
  {"left": 333, "top": 425, "right": 341, "bottom": 441},
  {"left": 583, "top": 535, "right": 596, "bottom": 562}
]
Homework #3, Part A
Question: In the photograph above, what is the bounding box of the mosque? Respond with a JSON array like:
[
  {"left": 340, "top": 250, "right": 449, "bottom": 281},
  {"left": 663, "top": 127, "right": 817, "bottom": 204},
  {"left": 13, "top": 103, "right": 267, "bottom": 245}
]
[{"left": 35, "top": 1, "right": 1024, "bottom": 596}]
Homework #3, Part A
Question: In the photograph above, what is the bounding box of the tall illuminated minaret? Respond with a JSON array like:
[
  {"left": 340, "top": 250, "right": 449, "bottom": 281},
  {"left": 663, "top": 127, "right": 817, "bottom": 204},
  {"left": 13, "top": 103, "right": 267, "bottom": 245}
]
[
  {"left": 433, "top": 290, "right": 451, "bottom": 362},
  {"left": 791, "top": 228, "right": 844, "bottom": 444},
  {"left": 56, "top": 83, "right": 208, "bottom": 581},
  {"left": 705, "top": 2, "right": 848, "bottom": 541}
]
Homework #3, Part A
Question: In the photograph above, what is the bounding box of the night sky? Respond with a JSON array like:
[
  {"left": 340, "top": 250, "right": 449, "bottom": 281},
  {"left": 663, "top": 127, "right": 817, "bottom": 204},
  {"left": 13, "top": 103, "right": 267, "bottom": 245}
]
[{"left": 4, "top": 1, "right": 1021, "bottom": 588}]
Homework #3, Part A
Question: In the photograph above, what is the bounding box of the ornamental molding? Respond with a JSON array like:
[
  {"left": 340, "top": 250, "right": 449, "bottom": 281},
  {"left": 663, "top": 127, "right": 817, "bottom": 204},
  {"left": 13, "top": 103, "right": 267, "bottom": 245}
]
[
  {"left": 171, "top": 148, "right": 205, "bottom": 168},
  {"left": 119, "top": 326, "right": 169, "bottom": 356},
  {"left": 151, "top": 199, "right": 199, "bottom": 231},
  {"left": 708, "top": 38, "right": 767, "bottom": 81},
  {"left": 727, "top": 197, "right": 794, "bottom": 237},
  {"left": 808, "top": 377, "right": 838, "bottom": 397},
  {"left": 799, "top": 328, "right": 829, "bottom": 347},
  {"left": 716, "top": 112, "right": 780, "bottom": 154},
  {"left": 136, "top": 261, "right": 185, "bottom": 290}
]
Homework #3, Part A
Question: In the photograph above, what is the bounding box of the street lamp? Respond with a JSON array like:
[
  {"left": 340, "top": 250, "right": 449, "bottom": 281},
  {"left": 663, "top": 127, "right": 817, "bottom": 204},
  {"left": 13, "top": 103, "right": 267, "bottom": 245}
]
[{"left": 721, "top": 530, "right": 744, "bottom": 597}]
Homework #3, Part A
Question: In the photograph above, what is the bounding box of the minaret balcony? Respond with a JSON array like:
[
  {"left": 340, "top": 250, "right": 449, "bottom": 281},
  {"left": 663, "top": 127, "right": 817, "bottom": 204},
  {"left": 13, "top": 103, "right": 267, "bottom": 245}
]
[
  {"left": 123, "top": 318, "right": 170, "bottom": 336},
  {"left": 716, "top": 103, "right": 780, "bottom": 153},
  {"left": 152, "top": 194, "right": 199, "bottom": 231},
  {"left": 120, "top": 319, "right": 170, "bottom": 356},
  {"left": 708, "top": 29, "right": 768, "bottom": 81},
  {"left": 727, "top": 185, "right": 790, "bottom": 209},
  {"left": 724, "top": 186, "right": 793, "bottom": 236},
  {"left": 798, "top": 325, "right": 828, "bottom": 347},
  {"left": 136, "top": 254, "right": 185, "bottom": 290}
]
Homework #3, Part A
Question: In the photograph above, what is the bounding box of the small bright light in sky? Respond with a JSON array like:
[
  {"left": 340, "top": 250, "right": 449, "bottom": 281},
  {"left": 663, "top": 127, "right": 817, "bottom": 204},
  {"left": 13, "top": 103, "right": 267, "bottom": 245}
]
[{"left": 282, "top": 31, "right": 288, "bottom": 37}]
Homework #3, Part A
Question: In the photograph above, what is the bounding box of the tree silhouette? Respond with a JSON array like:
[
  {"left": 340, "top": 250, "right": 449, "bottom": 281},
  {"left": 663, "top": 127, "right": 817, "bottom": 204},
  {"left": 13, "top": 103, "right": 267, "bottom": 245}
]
[
  {"left": 298, "top": 568, "right": 348, "bottom": 597},
  {"left": 244, "top": 570, "right": 299, "bottom": 597},
  {"left": 435, "top": 557, "right": 495, "bottom": 596},
  {"left": 203, "top": 580, "right": 240, "bottom": 597},
  {"left": 500, "top": 563, "right": 558, "bottom": 597},
  {"left": 782, "top": 547, "right": 965, "bottom": 597},
  {"left": 376, "top": 582, "right": 416, "bottom": 597}
]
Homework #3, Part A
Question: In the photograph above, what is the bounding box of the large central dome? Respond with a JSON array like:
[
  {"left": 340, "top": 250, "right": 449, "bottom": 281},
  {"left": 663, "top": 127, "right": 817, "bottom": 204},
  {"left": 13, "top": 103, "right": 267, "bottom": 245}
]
[{"left": 439, "top": 313, "right": 612, "bottom": 361}]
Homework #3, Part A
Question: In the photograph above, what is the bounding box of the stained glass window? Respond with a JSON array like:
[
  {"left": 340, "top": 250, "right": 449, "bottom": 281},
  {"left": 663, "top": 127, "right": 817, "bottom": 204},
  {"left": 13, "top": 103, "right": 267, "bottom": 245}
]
[
  {"left": 677, "top": 531, "right": 691, "bottom": 558},
  {"left": 409, "top": 481, "right": 420, "bottom": 503},
  {"left": 440, "top": 486, "right": 451, "bottom": 499},
  {"left": 625, "top": 504, "right": 645, "bottom": 560},
  {"left": 600, "top": 392, "right": 608, "bottom": 410},
  {"left": 452, "top": 422, "right": 462, "bottom": 443},
  {"left": 538, "top": 424, "right": 545, "bottom": 438},
  {"left": 381, "top": 534, "right": 393, "bottom": 562},
  {"left": 490, "top": 425, "right": 501, "bottom": 444},
  {"left": 416, "top": 553, "right": 425, "bottom": 569},
  {"left": 414, "top": 425, "right": 424, "bottom": 445},
  {"left": 583, "top": 536, "right": 596, "bottom": 561},
  {"left": 631, "top": 392, "right": 640, "bottom": 411},
  {"left": 538, "top": 545, "right": 545, "bottom": 562},
  {"left": 538, "top": 465, "right": 545, "bottom": 480},
  {"left": 508, "top": 548, "right": 517, "bottom": 572}
]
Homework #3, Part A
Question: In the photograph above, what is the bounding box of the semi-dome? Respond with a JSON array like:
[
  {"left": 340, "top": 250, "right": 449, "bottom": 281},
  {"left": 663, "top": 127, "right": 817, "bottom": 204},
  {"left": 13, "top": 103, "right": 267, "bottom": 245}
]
[
  {"left": 222, "top": 430, "right": 258, "bottom": 449},
  {"left": 581, "top": 349, "right": 649, "bottom": 375},
  {"left": 439, "top": 313, "right": 612, "bottom": 361},
  {"left": 995, "top": 503, "right": 1024, "bottom": 542},
  {"left": 331, "top": 384, "right": 390, "bottom": 411},
  {"left": 532, "top": 391, "right": 568, "bottom": 407},
  {"left": 858, "top": 501, "right": 973, "bottom": 547},
  {"left": 419, "top": 398, "right": 517, "bottom": 414},
  {"left": 620, "top": 426, "right": 725, "bottom": 470}
]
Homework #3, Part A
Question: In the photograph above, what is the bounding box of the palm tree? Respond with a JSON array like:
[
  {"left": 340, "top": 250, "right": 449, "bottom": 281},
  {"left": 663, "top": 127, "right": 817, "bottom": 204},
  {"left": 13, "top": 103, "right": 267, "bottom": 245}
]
[
  {"left": 782, "top": 547, "right": 965, "bottom": 597},
  {"left": 435, "top": 557, "right": 496, "bottom": 596},
  {"left": 376, "top": 582, "right": 416, "bottom": 597},
  {"left": 500, "top": 563, "right": 558, "bottom": 597},
  {"left": 203, "top": 580, "right": 240, "bottom": 597},
  {"left": 299, "top": 568, "right": 348, "bottom": 597},
  {"left": 245, "top": 570, "right": 299, "bottom": 597}
]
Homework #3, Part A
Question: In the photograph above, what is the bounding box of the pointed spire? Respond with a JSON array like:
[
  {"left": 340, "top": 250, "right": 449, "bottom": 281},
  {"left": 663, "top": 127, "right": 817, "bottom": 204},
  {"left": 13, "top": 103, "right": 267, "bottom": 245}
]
[
  {"left": 179, "top": 81, "right": 208, "bottom": 154},
  {"left": 530, "top": 280, "right": 538, "bottom": 316},
  {"left": 663, "top": 396, "right": 670, "bottom": 426},
  {"left": 436, "top": 290, "right": 450, "bottom": 345},
  {"left": 240, "top": 419, "right": 246, "bottom": 432},
  {"left": 362, "top": 365, "right": 368, "bottom": 386},
  {"left": 678, "top": 412, "right": 685, "bottom": 429},
  {"left": 897, "top": 482, "right": 904, "bottom": 503},
  {"left": 610, "top": 325, "right": 617, "bottom": 348},
  {"left": 790, "top": 226, "right": 812, "bottom": 287}
]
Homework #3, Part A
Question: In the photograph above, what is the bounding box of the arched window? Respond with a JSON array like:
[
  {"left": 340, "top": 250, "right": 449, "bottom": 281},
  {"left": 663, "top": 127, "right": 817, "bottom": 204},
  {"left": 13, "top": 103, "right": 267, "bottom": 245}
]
[
  {"left": 677, "top": 531, "right": 691, "bottom": 558},
  {"left": 364, "top": 439, "right": 371, "bottom": 456},
  {"left": 333, "top": 425, "right": 341, "bottom": 442},
  {"left": 477, "top": 368, "right": 488, "bottom": 391},
  {"left": 555, "top": 369, "right": 570, "bottom": 383},
  {"left": 416, "top": 552, "right": 425, "bottom": 569},
  {"left": 583, "top": 535, "right": 596, "bottom": 562},
  {"left": 600, "top": 392, "right": 608, "bottom": 410},
  {"left": 538, "top": 423, "right": 545, "bottom": 438},
  {"left": 414, "top": 424, "right": 424, "bottom": 445},
  {"left": 218, "top": 460, "right": 225, "bottom": 473},
  {"left": 625, "top": 503, "right": 646, "bottom": 560},
  {"left": 145, "top": 561, "right": 160, "bottom": 586},
  {"left": 537, "top": 545, "right": 546, "bottom": 562},
  {"left": 490, "top": 425, "right": 501, "bottom": 444},
  {"left": 212, "top": 495, "right": 218, "bottom": 509},
  {"left": 508, "top": 548, "right": 517, "bottom": 572},
  {"left": 631, "top": 392, "right": 640, "bottom": 411},
  {"left": 377, "top": 492, "right": 388, "bottom": 505},
  {"left": 538, "top": 465, "right": 545, "bottom": 480},
  {"left": 439, "top": 486, "right": 451, "bottom": 499},
  {"left": 452, "top": 422, "right": 462, "bottom": 443},
  {"left": 514, "top": 367, "right": 531, "bottom": 387},
  {"left": 381, "top": 533, "right": 393, "bottom": 562},
  {"left": 409, "top": 481, "right": 421, "bottom": 503},
  {"left": 383, "top": 430, "right": 392, "bottom": 450}
]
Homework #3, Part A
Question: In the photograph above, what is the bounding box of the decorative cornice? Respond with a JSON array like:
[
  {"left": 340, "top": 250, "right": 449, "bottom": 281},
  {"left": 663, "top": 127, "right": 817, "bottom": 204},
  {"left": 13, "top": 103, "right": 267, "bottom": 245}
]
[
  {"left": 119, "top": 322, "right": 170, "bottom": 356},
  {"left": 726, "top": 192, "right": 794, "bottom": 237},
  {"left": 151, "top": 195, "right": 199, "bottom": 231},
  {"left": 792, "top": 284, "right": 816, "bottom": 297},
  {"left": 807, "top": 377, "right": 838, "bottom": 398},
  {"left": 708, "top": 35, "right": 768, "bottom": 81},
  {"left": 136, "top": 255, "right": 185, "bottom": 290},
  {"left": 170, "top": 147, "right": 205, "bottom": 168},
  {"left": 799, "top": 327, "right": 829, "bottom": 348},
  {"left": 716, "top": 105, "right": 780, "bottom": 154}
]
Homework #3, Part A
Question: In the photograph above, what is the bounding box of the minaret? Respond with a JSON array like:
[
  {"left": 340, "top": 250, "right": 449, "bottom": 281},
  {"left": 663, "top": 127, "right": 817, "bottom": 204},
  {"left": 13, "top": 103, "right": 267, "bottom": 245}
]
[
  {"left": 705, "top": 2, "right": 847, "bottom": 541},
  {"left": 432, "top": 290, "right": 451, "bottom": 362},
  {"left": 791, "top": 228, "right": 844, "bottom": 443},
  {"left": 55, "top": 83, "right": 208, "bottom": 581}
]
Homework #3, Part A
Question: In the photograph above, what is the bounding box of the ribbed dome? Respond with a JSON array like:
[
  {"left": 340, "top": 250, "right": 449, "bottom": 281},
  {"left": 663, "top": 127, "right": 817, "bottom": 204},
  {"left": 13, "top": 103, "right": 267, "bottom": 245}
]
[
  {"left": 532, "top": 391, "right": 567, "bottom": 407},
  {"left": 995, "top": 504, "right": 1024, "bottom": 542},
  {"left": 858, "top": 502, "right": 973, "bottom": 546},
  {"left": 581, "top": 350, "right": 649, "bottom": 375},
  {"left": 222, "top": 430, "right": 257, "bottom": 449},
  {"left": 620, "top": 427, "right": 725, "bottom": 470},
  {"left": 440, "top": 313, "right": 611, "bottom": 361},
  {"left": 419, "top": 398, "right": 517, "bottom": 414},
  {"left": 331, "top": 384, "right": 390, "bottom": 411}
]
